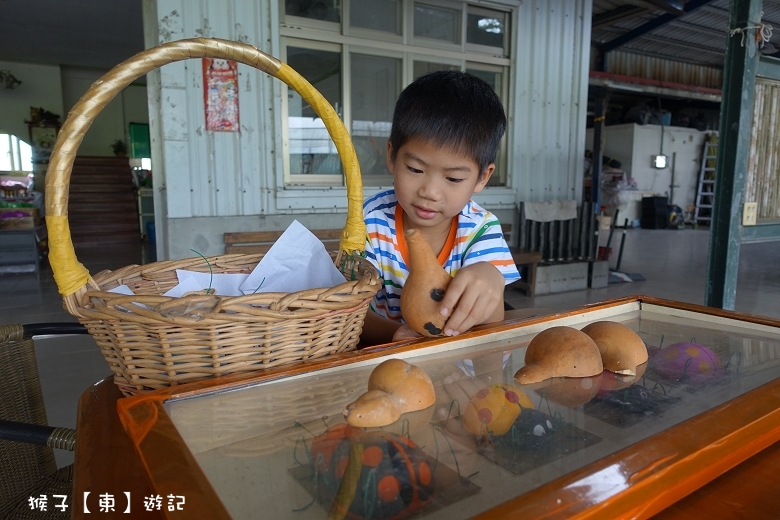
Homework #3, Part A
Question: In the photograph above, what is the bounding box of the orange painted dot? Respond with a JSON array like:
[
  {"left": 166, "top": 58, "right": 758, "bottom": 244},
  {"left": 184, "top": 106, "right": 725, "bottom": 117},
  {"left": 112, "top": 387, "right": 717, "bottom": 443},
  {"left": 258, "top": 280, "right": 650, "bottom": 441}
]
[
  {"left": 698, "top": 361, "right": 711, "bottom": 374},
  {"left": 335, "top": 456, "right": 348, "bottom": 479},
  {"left": 362, "top": 446, "right": 384, "bottom": 467},
  {"left": 476, "top": 387, "right": 491, "bottom": 399},
  {"left": 378, "top": 475, "right": 401, "bottom": 502},
  {"left": 686, "top": 347, "right": 701, "bottom": 358},
  {"left": 419, "top": 461, "right": 432, "bottom": 487},
  {"left": 664, "top": 349, "right": 678, "bottom": 360}
]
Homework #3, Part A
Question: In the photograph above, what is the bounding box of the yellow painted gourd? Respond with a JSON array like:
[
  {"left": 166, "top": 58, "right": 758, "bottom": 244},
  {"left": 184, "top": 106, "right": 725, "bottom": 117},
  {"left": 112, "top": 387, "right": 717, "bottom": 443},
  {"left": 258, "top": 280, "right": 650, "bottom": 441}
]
[{"left": 400, "top": 228, "right": 452, "bottom": 336}]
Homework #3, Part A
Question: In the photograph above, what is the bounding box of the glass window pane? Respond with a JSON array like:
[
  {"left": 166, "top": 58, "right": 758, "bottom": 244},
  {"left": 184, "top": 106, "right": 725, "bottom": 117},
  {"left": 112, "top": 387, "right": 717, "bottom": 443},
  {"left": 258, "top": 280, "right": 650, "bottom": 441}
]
[
  {"left": 467, "top": 8, "right": 507, "bottom": 49},
  {"left": 466, "top": 68, "right": 502, "bottom": 95},
  {"left": 413, "top": 61, "right": 459, "bottom": 81},
  {"left": 0, "top": 135, "right": 12, "bottom": 171},
  {"left": 284, "top": 0, "right": 340, "bottom": 23},
  {"left": 414, "top": 3, "right": 460, "bottom": 44},
  {"left": 17, "top": 137, "right": 33, "bottom": 171},
  {"left": 351, "top": 0, "right": 401, "bottom": 34},
  {"left": 351, "top": 54, "right": 401, "bottom": 178},
  {"left": 466, "top": 67, "right": 506, "bottom": 186},
  {"left": 286, "top": 47, "right": 342, "bottom": 175}
]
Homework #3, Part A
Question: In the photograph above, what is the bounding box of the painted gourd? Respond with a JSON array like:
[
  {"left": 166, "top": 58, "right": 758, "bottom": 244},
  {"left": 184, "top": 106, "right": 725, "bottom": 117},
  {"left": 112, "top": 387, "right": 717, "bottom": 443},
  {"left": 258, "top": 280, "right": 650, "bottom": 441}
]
[
  {"left": 514, "top": 326, "right": 604, "bottom": 384},
  {"left": 309, "top": 424, "right": 434, "bottom": 520},
  {"left": 581, "top": 321, "right": 649, "bottom": 376},
  {"left": 652, "top": 342, "right": 723, "bottom": 384},
  {"left": 461, "top": 383, "right": 534, "bottom": 436},
  {"left": 400, "top": 228, "right": 452, "bottom": 337},
  {"left": 344, "top": 359, "right": 436, "bottom": 428}
]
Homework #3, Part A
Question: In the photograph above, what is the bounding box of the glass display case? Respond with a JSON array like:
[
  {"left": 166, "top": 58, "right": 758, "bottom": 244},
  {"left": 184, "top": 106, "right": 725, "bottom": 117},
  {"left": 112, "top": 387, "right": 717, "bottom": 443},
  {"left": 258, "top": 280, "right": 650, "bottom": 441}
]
[{"left": 116, "top": 296, "right": 780, "bottom": 519}]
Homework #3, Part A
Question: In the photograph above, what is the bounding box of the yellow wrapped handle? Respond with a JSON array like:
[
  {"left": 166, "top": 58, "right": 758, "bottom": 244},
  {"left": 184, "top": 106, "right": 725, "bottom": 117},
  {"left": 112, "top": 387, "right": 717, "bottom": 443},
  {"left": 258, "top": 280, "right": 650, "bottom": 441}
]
[{"left": 45, "top": 38, "right": 365, "bottom": 296}]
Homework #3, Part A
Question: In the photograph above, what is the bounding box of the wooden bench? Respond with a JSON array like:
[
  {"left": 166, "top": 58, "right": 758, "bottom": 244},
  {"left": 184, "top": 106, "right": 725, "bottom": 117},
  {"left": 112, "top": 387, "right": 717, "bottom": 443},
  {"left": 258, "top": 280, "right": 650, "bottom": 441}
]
[
  {"left": 224, "top": 229, "right": 342, "bottom": 254},
  {"left": 224, "top": 223, "right": 541, "bottom": 296}
]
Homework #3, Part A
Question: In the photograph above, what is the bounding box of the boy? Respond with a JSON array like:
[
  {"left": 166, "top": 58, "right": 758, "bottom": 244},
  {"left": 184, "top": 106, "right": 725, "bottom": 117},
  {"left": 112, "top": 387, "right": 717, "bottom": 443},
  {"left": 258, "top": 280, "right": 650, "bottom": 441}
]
[{"left": 361, "top": 71, "right": 520, "bottom": 345}]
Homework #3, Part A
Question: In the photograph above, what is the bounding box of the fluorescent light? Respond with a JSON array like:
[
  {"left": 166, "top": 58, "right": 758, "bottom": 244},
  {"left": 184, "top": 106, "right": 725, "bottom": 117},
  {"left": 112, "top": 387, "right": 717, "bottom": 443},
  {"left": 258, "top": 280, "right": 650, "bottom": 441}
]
[
  {"left": 604, "top": 80, "right": 645, "bottom": 93},
  {"left": 652, "top": 154, "right": 668, "bottom": 169}
]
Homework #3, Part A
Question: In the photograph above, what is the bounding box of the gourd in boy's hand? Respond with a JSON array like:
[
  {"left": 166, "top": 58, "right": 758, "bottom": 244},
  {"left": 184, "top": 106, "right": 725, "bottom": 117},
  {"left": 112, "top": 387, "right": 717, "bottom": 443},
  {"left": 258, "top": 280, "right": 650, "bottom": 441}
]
[
  {"left": 344, "top": 359, "right": 436, "bottom": 427},
  {"left": 400, "top": 228, "right": 452, "bottom": 336}
]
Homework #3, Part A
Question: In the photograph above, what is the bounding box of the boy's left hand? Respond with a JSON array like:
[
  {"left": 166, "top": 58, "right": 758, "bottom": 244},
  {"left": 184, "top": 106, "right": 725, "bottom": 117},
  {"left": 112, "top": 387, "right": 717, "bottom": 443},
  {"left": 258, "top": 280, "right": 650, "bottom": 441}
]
[{"left": 439, "top": 262, "right": 505, "bottom": 336}]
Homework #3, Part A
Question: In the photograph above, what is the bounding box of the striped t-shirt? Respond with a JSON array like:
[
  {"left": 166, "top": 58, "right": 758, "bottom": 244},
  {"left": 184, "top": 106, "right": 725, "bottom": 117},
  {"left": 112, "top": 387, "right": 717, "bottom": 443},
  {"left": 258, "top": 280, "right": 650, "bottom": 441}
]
[{"left": 364, "top": 189, "right": 520, "bottom": 322}]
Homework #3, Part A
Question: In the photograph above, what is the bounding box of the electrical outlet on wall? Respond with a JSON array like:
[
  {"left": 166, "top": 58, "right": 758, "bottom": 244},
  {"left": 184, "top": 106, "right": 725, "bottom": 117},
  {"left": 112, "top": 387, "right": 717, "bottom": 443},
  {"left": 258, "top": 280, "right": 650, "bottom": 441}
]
[{"left": 743, "top": 202, "right": 758, "bottom": 226}]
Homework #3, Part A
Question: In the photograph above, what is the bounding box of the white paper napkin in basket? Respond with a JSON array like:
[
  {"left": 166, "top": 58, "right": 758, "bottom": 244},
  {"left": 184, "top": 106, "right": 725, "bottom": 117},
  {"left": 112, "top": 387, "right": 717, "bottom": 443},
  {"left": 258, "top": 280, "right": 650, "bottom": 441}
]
[{"left": 240, "top": 220, "right": 347, "bottom": 294}]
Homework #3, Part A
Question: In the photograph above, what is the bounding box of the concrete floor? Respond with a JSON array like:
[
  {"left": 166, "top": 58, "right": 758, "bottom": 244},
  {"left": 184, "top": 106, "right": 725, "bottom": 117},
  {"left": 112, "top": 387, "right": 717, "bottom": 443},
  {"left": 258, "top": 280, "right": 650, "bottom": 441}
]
[{"left": 2, "top": 228, "right": 779, "bottom": 468}]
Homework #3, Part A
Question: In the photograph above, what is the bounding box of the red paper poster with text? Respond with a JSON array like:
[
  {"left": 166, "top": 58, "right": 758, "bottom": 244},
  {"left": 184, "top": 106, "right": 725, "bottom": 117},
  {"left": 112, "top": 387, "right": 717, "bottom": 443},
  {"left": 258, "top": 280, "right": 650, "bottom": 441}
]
[{"left": 203, "top": 58, "right": 240, "bottom": 132}]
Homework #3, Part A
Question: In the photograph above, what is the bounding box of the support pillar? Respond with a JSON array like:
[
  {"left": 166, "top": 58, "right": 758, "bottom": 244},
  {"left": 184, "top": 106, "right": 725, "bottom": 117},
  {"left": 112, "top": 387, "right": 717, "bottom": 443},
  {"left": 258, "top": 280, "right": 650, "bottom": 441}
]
[{"left": 705, "top": 0, "right": 762, "bottom": 310}]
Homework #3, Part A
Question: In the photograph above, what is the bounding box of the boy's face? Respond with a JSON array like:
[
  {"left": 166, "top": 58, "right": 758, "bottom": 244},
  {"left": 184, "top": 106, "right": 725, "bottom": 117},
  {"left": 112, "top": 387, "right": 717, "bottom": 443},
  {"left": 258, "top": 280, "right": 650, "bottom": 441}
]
[{"left": 387, "top": 137, "right": 494, "bottom": 236}]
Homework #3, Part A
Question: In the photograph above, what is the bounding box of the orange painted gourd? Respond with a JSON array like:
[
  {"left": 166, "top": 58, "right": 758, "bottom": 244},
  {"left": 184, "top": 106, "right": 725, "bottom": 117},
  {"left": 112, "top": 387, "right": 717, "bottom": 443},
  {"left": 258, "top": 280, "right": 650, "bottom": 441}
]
[{"left": 400, "top": 228, "right": 452, "bottom": 337}]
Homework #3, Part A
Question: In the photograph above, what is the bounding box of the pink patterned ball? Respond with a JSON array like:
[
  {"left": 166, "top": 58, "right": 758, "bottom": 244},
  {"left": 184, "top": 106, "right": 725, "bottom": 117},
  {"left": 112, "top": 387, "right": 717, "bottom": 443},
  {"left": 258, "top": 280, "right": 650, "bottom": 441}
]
[{"left": 652, "top": 342, "right": 723, "bottom": 384}]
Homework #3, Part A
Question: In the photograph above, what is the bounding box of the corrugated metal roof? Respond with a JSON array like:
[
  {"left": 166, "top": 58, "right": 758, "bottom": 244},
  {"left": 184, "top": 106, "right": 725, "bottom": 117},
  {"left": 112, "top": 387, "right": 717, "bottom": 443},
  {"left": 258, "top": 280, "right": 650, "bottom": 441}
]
[{"left": 592, "top": 0, "right": 780, "bottom": 74}]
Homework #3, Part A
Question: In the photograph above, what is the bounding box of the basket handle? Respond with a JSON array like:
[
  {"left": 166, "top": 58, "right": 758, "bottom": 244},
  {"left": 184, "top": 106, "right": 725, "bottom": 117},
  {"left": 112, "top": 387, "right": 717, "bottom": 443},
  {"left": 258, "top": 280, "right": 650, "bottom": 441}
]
[{"left": 45, "top": 37, "right": 365, "bottom": 297}]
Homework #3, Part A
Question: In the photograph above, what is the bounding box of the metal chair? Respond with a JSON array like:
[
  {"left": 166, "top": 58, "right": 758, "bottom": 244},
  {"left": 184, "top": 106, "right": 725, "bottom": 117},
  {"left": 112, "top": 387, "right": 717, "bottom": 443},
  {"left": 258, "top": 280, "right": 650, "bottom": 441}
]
[{"left": 0, "top": 323, "right": 87, "bottom": 519}]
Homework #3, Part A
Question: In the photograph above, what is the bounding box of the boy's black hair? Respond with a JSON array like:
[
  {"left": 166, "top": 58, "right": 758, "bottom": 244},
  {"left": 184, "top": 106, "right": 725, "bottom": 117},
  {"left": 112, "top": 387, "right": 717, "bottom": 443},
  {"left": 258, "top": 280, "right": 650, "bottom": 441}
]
[{"left": 389, "top": 70, "right": 506, "bottom": 177}]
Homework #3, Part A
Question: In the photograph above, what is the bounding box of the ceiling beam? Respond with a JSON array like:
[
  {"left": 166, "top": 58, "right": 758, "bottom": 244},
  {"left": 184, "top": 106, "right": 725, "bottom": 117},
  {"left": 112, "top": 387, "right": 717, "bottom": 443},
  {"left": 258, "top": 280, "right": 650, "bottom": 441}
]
[
  {"left": 670, "top": 20, "right": 729, "bottom": 39},
  {"left": 593, "top": 5, "right": 648, "bottom": 29},
  {"left": 629, "top": 33, "right": 726, "bottom": 55},
  {"left": 642, "top": 0, "right": 685, "bottom": 14},
  {"left": 597, "top": 0, "right": 719, "bottom": 69}
]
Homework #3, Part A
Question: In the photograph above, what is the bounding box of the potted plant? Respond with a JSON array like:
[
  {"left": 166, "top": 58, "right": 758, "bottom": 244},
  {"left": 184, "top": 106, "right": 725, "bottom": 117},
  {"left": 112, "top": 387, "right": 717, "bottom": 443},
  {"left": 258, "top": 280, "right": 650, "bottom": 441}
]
[{"left": 111, "top": 139, "right": 128, "bottom": 157}]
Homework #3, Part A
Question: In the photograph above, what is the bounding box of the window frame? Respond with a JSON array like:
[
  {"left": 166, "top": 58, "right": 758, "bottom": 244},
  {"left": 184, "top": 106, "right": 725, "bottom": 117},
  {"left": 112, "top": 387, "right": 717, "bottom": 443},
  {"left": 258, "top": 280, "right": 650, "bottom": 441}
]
[
  {"left": 465, "top": 4, "right": 511, "bottom": 57},
  {"left": 278, "top": 0, "right": 514, "bottom": 188}
]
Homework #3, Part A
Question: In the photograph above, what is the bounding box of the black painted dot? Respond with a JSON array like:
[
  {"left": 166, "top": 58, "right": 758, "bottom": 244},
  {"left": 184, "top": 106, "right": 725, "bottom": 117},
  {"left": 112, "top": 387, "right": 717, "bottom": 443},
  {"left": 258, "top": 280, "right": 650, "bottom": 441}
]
[
  {"left": 430, "top": 288, "right": 445, "bottom": 302},
  {"left": 424, "top": 322, "right": 442, "bottom": 335}
]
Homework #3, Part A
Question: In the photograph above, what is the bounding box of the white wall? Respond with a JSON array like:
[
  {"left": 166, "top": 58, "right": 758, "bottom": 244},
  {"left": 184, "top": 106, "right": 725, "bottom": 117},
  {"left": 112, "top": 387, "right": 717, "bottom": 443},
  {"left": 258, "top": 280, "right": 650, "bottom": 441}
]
[
  {"left": 512, "top": 0, "right": 591, "bottom": 204},
  {"left": 0, "top": 61, "right": 64, "bottom": 147},
  {"left": 61, "top": 66, "right": 149, "bottom": 157},
  {"left": 144, "top": 0, "right": 593, "bottom": 259}
]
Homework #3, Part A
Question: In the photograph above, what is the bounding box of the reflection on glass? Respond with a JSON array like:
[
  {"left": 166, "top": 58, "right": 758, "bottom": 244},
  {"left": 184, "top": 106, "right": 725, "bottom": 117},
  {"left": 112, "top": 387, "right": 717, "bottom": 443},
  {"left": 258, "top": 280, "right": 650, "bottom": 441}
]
[
  {"left": 286, "top": 47, "right": 342, "bottom": 175},
  {"left": 351, "top": 0, "right": 401, "bottom": 34},
  {"left": 413, "top": 61, "right": 459, "bottom": 81},
  {"left": 414, "top": 3, "right": 460, "bottom": 43},
  {"left": 467, "top": 9, "right": 506, "bottom": 49},
  {"left": 351, "top": 54, "right": 400, "bottom": 179},
  {"left": 284, "top": 0, "right": 340, "bottom": 23}
]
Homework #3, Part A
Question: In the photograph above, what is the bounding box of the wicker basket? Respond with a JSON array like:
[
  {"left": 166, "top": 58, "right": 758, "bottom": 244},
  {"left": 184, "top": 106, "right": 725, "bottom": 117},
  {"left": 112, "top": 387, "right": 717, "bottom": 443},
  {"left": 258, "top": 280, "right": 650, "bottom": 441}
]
[{"left": 45, "top": 38, "right": 380, "bottom": 395}]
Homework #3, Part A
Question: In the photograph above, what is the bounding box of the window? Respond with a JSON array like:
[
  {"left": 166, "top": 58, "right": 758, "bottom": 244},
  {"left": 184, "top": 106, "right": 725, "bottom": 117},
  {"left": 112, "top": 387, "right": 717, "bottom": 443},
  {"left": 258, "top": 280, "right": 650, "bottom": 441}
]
[
  {"left": 0, "top": 134, "right": 32, "bottom": 172},
  {"left": 351, "top": 0, "right": 401, "bottom": 35},
  {"left": 414, "top": 3, "right": 461, "bottom": 45},
  {"left": 285, "top": 44, "right": 343, "bottom": 183},
  {"left": 280, "top": 0, "right": 513, "bottom": 187},
  {"left": 351, "top": 53, "right": 401, "bottom": 181},
  {"left": 467, "top": 6, "right": 509, "bottom": 53}
]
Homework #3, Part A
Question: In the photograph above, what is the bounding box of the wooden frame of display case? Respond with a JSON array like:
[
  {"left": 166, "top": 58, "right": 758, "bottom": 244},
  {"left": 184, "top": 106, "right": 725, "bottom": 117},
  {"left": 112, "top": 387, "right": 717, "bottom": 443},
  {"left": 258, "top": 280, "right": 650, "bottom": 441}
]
[{"left": 78, "top": 295, "right": 780, "bottom": 519}]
